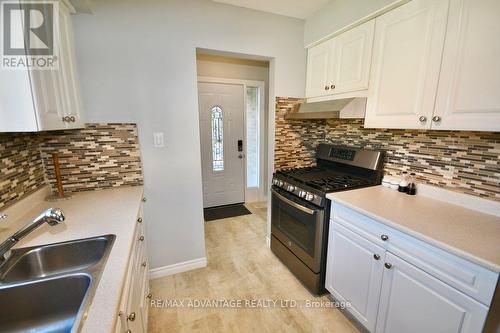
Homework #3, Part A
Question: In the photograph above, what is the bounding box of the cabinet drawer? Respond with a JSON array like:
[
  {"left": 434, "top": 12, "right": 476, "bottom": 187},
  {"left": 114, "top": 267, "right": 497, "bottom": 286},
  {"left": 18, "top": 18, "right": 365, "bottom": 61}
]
[
  {"left": 388, "top": 230, "right": 498, "bottom": 306},
  {"left": 331, "top": 203, "right": 394, "bottom": 247},
  {"left": 331, "top": 202, "right": 499, "bottom": 306}
]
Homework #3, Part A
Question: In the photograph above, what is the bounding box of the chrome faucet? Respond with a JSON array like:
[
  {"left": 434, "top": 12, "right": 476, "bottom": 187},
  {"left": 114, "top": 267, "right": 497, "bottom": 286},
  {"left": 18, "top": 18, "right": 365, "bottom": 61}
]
[{"left": 0, "top": 208, "right": 65, "bottom": 262}]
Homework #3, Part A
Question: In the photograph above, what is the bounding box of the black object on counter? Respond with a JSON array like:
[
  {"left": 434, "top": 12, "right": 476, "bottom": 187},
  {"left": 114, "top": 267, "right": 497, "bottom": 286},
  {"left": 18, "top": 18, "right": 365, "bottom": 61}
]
[{"left": 407, "top": 183, "right": 417, "bottom": 195}]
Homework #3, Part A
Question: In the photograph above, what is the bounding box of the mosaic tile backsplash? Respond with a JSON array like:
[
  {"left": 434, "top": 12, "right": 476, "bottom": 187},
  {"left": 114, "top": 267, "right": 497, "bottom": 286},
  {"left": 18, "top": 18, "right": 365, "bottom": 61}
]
[
  {"left": 40, "top": 123, "right": 143, "bottom": 194},
  {"left": 0, "top": 123, "right": 143, "bottom": 209},
  {"left": 275, "top": 97, "right": 500, "bottom": 202},
  {"left": 0, "top": 134, "right": 45, "bottom": 209}
]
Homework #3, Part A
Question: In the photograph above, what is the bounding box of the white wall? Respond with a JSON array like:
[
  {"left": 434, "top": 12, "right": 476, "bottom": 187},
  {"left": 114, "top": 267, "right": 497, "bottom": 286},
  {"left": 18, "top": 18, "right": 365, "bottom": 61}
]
[
  {"left": 304, "top": 0, "right": 398, "bottom": 46},
  {"left": 72, "top": 0, "right": 306, "bottom": 269}
]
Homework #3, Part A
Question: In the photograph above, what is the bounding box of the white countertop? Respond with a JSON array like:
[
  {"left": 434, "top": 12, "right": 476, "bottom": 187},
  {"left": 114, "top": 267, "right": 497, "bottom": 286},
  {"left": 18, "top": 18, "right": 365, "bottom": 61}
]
[
  {"left": 326, "top": 186, "right": 500, "bottom": 272},
  {"left": 0, "top": 186, "right": 144, "bottom": 333}
]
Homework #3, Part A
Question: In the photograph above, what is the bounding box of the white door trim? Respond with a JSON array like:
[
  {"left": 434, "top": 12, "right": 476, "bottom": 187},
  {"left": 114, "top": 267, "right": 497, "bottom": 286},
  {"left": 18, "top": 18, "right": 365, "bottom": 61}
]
[{"left": 197, "top": 76, "right": 267, "bottom": 203}]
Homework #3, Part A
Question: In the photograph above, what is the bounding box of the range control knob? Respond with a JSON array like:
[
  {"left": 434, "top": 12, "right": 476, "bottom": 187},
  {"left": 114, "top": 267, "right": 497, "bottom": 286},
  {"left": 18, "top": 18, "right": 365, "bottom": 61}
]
[
  {"left": 298, "top": 190, "right": 307, "bottom": 198},
  {"left": 272, "top": 179, "right": 279, "bottom": 186},
  {"left": 305, "top": 193, "right": 315, "bottom": 201},
  {"left": 287, "top": 185, "right": 296, "bottom": 192}
]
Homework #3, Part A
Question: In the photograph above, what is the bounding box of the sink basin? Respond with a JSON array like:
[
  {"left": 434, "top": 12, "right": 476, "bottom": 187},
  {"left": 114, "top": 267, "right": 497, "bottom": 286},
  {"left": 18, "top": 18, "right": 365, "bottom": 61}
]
[
  {"left": 0, "top": 274, "right": 91, "bottom": 333},
  {"left": 0, "top": 235, "right": 115, "bottom": 332},
  {"left": 0, "top": 235, "right": 115, "bottom": 283}
]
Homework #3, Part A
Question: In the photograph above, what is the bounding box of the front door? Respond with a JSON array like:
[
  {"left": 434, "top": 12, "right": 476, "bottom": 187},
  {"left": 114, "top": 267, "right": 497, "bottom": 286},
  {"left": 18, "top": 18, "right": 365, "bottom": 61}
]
[{"left": 198, "top": 82, "right": 245, "bottom": 208}]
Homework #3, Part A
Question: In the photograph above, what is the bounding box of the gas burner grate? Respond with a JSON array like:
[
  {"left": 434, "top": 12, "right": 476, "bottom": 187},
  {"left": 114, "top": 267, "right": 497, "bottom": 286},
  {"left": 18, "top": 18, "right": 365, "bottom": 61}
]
[{"left": 305, "top": 175, "right": 371, "bottom": 192}]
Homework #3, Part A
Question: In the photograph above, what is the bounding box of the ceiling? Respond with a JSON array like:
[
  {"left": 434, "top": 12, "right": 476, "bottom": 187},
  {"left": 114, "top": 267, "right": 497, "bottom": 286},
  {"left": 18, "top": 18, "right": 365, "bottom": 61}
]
[{"left": 212, "top": 0, "right": 331, "bottom": 19}]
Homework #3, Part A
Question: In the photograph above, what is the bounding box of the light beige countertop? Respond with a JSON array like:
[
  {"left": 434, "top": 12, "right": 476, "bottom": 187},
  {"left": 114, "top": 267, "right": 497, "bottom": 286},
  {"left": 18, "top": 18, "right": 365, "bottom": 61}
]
[
  {"left": 0, "top": 186, "right": 144, "bottom": 333},
  {"left": 326, "top": 186, "right": 500, "bottom": 272}
]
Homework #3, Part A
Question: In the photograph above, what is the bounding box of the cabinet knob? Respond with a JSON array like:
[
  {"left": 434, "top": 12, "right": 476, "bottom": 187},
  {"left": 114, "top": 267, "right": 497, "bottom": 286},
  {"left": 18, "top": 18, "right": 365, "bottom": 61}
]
[
  {"left": 373, "top": 254, "right": 380, "bottom": 260},
  {"left": 432, "top": 115, "right": 442, "bottom": 122},
  {"left": 142, "top": 261, "right": 147, "bottom": 267},
  {"left": 380, "top": 234, "right": 389, "bottom": 241},
  {"left": 419, "top": 116, "right": 427, "bottom": 122},
  {"left": 324, "top": 85, "right": 330, "bottom": 90},
  {"left": 330, "top": 84, "right": 336, "bottom": 90},
  {"left": 62, "top": 116, "right": 71, "bottom": 122},
  {"left": 69, "top": 116, "right": 76, "bottom": 122},
  {"left": 127, "top": 312, "right": 136, "bottom": 321},
  {"left": 384, "top": 263, "right": 392, "bottom": 269},
  {"left": 125, "top": 330, "right": 131, "bottom": 333},
  {"left": 138, "top": 235, "right": 144, "bottom": 241},
  {"left": 147, "top": 292, "right": 152, "bottom": 299},
  {"left": 142, "top": 197, "right": 147, "bottom": 202},
  {"left": 137, "top": 217, "right": 143, "bottom": 223}
]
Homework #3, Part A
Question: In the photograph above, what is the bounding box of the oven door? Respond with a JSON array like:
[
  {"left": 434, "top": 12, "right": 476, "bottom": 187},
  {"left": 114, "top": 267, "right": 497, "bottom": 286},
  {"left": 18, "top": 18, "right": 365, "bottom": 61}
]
[{"left": 271, "top": 187, "right": 325, "bottom": 273}]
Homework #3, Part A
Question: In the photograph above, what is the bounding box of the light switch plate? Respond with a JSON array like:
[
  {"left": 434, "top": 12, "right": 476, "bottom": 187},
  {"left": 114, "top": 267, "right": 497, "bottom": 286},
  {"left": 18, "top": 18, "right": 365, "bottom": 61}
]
[{"left": 153, "top": 132, "right": 164, "bottom": 148}]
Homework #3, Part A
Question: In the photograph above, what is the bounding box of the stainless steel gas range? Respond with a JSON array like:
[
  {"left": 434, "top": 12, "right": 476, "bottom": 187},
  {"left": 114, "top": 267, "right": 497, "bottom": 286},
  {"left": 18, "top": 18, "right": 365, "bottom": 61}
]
[{"left": 271, "top": 144, "right": 384, "bottom": 295}]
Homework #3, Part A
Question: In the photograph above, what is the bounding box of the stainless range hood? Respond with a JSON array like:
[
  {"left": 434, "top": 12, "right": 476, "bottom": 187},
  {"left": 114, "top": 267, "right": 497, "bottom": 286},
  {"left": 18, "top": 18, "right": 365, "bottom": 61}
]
[{"left": 285, "top": 97, "right": 366, "bottom": 120}]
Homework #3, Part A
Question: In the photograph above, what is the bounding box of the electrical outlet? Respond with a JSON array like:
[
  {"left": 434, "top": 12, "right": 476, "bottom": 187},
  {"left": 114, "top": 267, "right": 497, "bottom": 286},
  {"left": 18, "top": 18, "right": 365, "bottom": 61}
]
[{"left": 153, "top": 132, "right": 165, "bottom": 148}]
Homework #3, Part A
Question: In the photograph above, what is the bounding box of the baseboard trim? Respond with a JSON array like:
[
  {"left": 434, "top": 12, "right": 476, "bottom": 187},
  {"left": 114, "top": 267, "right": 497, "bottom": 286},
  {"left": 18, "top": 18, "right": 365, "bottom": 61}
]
[{"left": 149, "top": 257, "right": 207, "bottom": 279}]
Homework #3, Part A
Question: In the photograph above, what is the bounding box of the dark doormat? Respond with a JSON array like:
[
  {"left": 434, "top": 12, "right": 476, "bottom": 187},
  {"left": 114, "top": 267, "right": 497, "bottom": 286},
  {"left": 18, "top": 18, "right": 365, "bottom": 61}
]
[{"left": 204, "top": 204, "right": 252, "bottom": 221}]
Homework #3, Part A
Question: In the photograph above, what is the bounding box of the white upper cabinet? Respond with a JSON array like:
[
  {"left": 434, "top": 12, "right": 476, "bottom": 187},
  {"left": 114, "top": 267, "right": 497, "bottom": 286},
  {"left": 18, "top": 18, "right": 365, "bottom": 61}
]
[
  {"left": 0, "top": 0, "right": 84, "bottom": 132},
  {"left": 305, "top": 40, "right": 332, "bottom": 98},
  {"left": 58, "top": 2, "right": 85, "bottom": 129},
  {"left": 330, "top": 20, "right": 375, "bottom": 95},
  {"left": 364, "top": 0, "right": 450, "bottom": 129},
  {"left": 305, "top": 20, "right": 375, "bottom": 99},
  {"left": 433, "top": 0, "right": 500, "bottom": 131}
]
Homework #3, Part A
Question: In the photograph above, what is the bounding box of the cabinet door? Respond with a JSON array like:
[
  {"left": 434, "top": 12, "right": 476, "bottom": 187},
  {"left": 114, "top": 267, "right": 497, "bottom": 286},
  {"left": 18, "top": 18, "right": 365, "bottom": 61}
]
[
  {"left": 376, "top": 253, "right": 489, "bottom": 333},
  {"left": 365, "top": 0, "right": 449, "bottom": 129},
  {"left": 305, "top": 40, "right": 333, "bottom": 98},
  {"left": 30, "top": 67, "right": 66, "bottom": 130},
  {"left": 432, "top": 0, "right": 500, "bottom": 131},
  {"left": 330, "top": 20, "right": 375, "bottom": 95},
  {"left": 326, "top": 222, "right": 385, "bottom": 332},
  {"left": 58, "top": 3, "right": 85, "bottom": 129}
]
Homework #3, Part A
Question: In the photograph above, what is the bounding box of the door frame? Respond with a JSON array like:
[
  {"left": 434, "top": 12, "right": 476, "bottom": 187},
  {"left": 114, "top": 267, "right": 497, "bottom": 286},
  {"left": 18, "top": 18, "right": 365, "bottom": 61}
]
[{"left": 197, "top": 76, "right": 267, "bottom": 204}]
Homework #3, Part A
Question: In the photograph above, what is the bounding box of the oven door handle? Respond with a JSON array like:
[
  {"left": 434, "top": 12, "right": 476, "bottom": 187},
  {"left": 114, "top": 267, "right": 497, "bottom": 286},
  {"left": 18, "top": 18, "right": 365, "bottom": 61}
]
[{"left": 271, "top": 188, "right": 316, "bottom": 215}]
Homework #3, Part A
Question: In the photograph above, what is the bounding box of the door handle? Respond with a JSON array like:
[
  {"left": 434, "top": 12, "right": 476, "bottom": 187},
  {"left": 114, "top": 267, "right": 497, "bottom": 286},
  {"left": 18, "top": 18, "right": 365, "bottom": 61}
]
[
  {"left": 238, "top": 154, "right": 245, "bottom": 159},
  {"left": 271, "top": 189, "right": 315, "bottom": 215}
]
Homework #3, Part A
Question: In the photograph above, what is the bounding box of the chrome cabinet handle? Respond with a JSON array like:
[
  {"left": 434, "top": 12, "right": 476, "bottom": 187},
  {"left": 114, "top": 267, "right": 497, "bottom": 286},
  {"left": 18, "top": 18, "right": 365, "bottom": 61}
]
[
  {"left": 69, "top": 116, "right": 76, "bottom": 122},
  {"left": 381, "top": 234, "right": 389, "bottom": 241},
  {"left": 373, "top": 254, "right": 380, "bottom": 260},
  {"left": 324, "top": 85, "right": 330, "bottom": 90},
  {"left": 138, "top": 235, "right": 144, "bottom": 241},
  {"left": 62, "top": 116, "right": 71, "bottom": 122},
  {"left": 127, "top": 312, "right": 136, "bottom": 321},
  {"left": 137, "top": 218, "right": 143, "bottom": 224},
  {"left": 330, "top": 84, "right": 336, "bottom": 90},
  {"left": 384, "top": 263, "right": 392, "bottom": 269},
  {"left": 419, "top": 116, "right": 427, "bottom": 122},
  {"left": 432, "top": 115, "right": 442, "bottom": 122}
]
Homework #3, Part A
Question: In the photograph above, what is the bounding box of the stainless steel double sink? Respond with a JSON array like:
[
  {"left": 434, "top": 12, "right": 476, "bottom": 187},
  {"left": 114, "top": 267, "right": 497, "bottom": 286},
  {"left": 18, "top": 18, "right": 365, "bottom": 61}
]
[{"left": 0, "top": 235, "right": 116, "bottom": 333}]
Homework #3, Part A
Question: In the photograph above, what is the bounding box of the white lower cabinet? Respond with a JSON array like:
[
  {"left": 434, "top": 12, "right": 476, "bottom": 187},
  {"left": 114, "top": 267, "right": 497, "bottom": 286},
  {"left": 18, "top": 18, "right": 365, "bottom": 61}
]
[
  {"left": 376, "top": 252, "right": 489, "bottom": 333},
  {"left": 326, "top": 204, "right": 497, "bottom": 333},
  {"left": 326, "top": 223, "right": 385, "bottom": 332},
  {"left": 115, "top": 201, "right": 150, "bottom": 333}
]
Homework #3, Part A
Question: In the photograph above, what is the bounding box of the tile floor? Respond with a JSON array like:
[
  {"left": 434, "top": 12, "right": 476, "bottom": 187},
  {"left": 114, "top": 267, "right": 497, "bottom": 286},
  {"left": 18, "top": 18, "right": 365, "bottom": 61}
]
[{"left": 148, "top": 203, "right": 359, "bottom": 332}]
